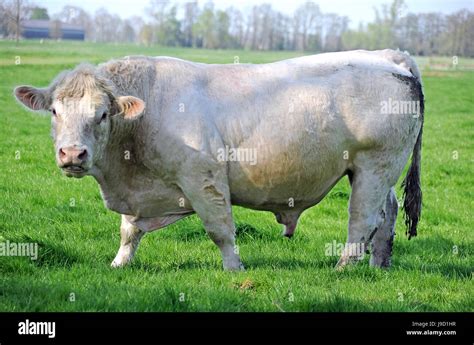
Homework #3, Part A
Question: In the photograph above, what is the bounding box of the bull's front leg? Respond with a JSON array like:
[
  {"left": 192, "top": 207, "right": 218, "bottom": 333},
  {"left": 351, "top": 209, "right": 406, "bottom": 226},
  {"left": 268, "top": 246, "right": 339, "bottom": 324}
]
[
  {"left": 111, "top": 215, "right": 145, "bottom": 268},
  {"left": 178, "top": 167, "right": 243, "bottom": 271}
]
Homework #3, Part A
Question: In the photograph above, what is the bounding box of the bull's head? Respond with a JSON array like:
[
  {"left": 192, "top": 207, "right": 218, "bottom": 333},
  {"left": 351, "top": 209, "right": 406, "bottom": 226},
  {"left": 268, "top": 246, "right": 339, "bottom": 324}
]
[{"left": 14, "top": 64, "right": 145, "bottom": 178}]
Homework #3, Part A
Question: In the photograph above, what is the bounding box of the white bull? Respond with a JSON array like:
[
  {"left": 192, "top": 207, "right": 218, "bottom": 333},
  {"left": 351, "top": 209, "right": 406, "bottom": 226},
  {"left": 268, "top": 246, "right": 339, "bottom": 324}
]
[{"left": 14, "top": 49, "right": 424, "bottom": 270}]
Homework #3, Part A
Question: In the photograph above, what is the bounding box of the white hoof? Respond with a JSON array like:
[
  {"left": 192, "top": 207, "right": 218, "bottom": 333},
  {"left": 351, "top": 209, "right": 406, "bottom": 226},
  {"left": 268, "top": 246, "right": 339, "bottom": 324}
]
[{"left": 111, "top": 255, "right": 129, "bottom": 268}]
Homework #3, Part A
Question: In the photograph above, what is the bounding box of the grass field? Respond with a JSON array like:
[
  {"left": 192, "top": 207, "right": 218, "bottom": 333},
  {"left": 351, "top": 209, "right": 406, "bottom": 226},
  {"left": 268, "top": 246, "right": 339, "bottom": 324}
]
[{"left": 0, "top": 40, "right": 472, "bottom": 312}]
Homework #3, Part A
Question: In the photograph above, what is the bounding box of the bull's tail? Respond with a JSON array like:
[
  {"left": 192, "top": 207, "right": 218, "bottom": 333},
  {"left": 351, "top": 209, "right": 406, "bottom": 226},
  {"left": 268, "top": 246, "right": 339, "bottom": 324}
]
[
  {"left": 401, "top": 65, "right": 424, "bottom": 239},
  {"left": 402, "top": 126, "right": 422, "bottom": 239}
]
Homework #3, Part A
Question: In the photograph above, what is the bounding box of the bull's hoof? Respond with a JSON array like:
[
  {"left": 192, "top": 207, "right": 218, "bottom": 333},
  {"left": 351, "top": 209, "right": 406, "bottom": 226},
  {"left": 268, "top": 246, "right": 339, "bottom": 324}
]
[
  {"left": 369, "top": 256, "right": 392, "bottom": 268},
  {"left": 111, "top": 260, "right": 124, "bottom": 268},
  {"left": 111, "top": 257, "right": 130, "bottom": 268},
  {"left": 335, "top": 257, "right": 352, "bottom": 271},
  {"left": 224, "top": 262, "right": 245, "bottom": 271}
]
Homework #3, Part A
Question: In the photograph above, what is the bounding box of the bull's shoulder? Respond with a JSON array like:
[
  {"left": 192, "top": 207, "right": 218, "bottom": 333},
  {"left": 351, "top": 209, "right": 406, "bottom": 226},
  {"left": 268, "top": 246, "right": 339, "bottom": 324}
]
[
  {"left": 98, "top": 56, "right": 158, "bottom": 94},
  {"left": 99, "top": 55, "right": 157, "bottom": 72}
]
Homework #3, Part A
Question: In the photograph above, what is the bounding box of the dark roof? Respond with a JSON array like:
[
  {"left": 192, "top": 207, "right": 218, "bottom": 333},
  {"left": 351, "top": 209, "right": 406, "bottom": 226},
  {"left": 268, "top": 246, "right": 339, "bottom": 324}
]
[{"left": 21, "top": 19, "right": 84, "bottom": 31}]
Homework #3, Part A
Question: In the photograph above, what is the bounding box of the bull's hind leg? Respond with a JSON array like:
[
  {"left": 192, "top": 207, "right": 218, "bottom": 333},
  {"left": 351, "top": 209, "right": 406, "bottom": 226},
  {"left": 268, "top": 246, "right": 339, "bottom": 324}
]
[
  {"left": 337, "top": 168, "right": 392, "bottom": 269},
  {"left": 370, "top": 188, "right": 398, "bottom": 268},
  {"left": 111, "top": 215, "right": 145, "bottom": 268}
]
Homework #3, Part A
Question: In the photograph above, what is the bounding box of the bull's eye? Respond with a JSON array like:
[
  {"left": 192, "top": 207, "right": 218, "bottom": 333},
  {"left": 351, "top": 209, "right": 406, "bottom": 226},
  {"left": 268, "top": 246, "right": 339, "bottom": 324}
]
[{"left": 51, "top": 108, "right": 57, "bottom": 116}]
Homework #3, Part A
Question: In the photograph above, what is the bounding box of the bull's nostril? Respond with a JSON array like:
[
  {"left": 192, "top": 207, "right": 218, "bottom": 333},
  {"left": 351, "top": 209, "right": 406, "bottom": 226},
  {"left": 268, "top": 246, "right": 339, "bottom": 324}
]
[
  {"left": 59, "top": 148, "right": 66, "bottom": 159},
  {"left": 78, "top": 149, "right": 88, "bottom": 161}
]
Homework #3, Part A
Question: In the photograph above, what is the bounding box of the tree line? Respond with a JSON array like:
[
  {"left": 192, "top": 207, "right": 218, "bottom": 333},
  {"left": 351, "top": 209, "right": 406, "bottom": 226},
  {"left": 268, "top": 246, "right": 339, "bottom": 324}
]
[{"left": 1, "top": 0, "right": 473, "bottom": 57}]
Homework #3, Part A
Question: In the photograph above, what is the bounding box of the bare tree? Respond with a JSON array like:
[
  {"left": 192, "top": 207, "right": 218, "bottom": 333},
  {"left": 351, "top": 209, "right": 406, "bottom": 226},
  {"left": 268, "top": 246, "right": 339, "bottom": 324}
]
[
  {"left": 294, "top": 2, "right": 322, "bottom": 51},
  {"left": 128, "top": 15, "right": 145, "bottom": 41},
  {"left": 54, "top": 5, "right": 92, "bottom": 40},
  {"left": 139, "top": 24, "right": 153, "bottom": 46},
  {"left": 247, "top": 5, "right": 259, "bottom": 50},
  {"left": 193, "top": 2, "right": 216, "bottom": 49},
  {"left": 94, "top": 8, "right": 121, "bottom": 42},
  {"left": 228, "top": 6, "right": 244, "bottom": 48},
  {"left": 183, "top": 1, "right": 198, "bottom": 47},
  {"left": 216, "top": 9, "right": 231, "bottom": 48},
  {"left": 398, "top": 13, "right": 422, "bottom": 54},
  {"left": 147, "top": 0, "right": 169, "bottom": 45},
  {"left": 0, "top": 1, "right": 10, "bottom": 37},
  {"left": 120, "top": 19, "right": 136, "bottom": 43},
  {"left": 49, "top": 19, "right": 61, "bottom": 40},
  {"left": 258, "top": 4, "right": 275, "bottom": 50},
  {"left": 323, "top": 14, "right": 348, "bottom": 52},
  {"left": 273, "top": 12, "right": 292, "bottom": 50},
  {"left": 2, "top": 0, "right": 31, "bottom": 43},
  {"left": 3, "top": 0, "right": 468, "bottom": 56},
  {"left": 441, "top": 9, "right": 474, "bottom": 57}
]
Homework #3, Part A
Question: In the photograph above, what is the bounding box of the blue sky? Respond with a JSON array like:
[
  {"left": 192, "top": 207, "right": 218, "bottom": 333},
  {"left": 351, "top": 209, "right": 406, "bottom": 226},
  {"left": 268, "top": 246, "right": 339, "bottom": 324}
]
[{"left": 44, "top": 0, "right": 474, "bottom": 28}]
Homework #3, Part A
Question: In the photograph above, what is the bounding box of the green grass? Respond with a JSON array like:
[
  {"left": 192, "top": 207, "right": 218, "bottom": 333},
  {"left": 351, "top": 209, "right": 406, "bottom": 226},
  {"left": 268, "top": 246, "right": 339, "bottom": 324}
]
[{"left": 0, "top": 40, "right": 472, "bottom": 312}]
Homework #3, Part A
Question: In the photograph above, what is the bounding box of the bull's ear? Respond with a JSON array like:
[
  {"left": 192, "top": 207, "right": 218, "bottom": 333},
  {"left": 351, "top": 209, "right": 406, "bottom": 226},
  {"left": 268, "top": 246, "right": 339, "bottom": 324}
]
[
  {"left": 14, "top": 86, "right": 50, "bottom": 111},
  {"left": 115, "top": 96, "right": 145, "bottom": 120}
]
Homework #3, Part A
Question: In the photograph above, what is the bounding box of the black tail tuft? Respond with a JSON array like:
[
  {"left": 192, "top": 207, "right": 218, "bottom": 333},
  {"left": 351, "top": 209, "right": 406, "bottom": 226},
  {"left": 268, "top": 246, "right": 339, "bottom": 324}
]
[
  {"left": 402, "top": 126, "right": 423, "bottom": 239},
  {"left": 402, "top": 77, "right": 424, "bottom": 239}
]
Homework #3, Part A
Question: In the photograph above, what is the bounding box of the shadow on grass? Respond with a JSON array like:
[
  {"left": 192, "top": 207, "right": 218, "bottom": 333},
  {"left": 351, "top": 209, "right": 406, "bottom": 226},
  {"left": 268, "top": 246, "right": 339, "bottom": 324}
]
[
  {"left": 396, "top": 260, "right": 472, "bottom": 279},
  {"left": 394, "top": 235, "right": 472, "bottom": 279},
  {"left": 33, "top": 240, "right": 80, "bottom": 268},
  {"left": 1, "top": 276, "right": 455, "bottom": 311},
  {"left": 130, "top": 260, "right": 219, "bottom": 272},
  {"left": 0, "top": 280, "right": 72, "bottom": 311},
  {"left": 155, "top": 215, "right": 207, "bottom": 242},
  {"left": 244, "top": 255, "right": 336, "bottom": 270},
  {"left": 235, "top": 222, "right": 277, "bottom": 242},
  {"left": 131, "top": 255, "right": 337, "bottom": 272},
  {"left": 0, "top": 277, "right": 253, "bottom": 311},
  {"left": 2, "top": 234, "right": 80, "bottom": 268},
  {"left": 294, "top": 294, "right": 438, "bottom": 312},
  {"left": 158, "top": 221, "right": 280, "bottom": 243},
  {"left": 396, "top": 234, "right": 469, "bottom": 255}
]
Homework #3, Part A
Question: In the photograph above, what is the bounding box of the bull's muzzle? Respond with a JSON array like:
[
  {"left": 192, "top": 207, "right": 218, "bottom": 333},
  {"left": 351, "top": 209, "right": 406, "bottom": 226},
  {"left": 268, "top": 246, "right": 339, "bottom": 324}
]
[{"left": 58, "top": 146, "right": 89, "bottom": 174}]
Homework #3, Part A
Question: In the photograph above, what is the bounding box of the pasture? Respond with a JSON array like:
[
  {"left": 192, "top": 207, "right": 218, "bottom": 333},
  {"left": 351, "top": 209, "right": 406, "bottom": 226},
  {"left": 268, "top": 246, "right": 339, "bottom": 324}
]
[{"left": 0, "top": 40, "right": 472, "bottom": 311}]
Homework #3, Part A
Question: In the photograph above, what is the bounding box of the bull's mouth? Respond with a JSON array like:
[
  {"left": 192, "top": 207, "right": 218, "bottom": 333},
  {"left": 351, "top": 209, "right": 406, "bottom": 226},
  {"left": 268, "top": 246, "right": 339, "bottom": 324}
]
[{"left": 61, "top": 165, "right": 89, "bottom": 177}]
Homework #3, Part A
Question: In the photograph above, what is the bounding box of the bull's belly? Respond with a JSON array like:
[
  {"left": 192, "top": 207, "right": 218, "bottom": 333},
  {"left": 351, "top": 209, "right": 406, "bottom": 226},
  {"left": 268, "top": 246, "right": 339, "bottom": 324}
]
[{"left": 227, "top": 157, "right": 348, "bottom": 212}]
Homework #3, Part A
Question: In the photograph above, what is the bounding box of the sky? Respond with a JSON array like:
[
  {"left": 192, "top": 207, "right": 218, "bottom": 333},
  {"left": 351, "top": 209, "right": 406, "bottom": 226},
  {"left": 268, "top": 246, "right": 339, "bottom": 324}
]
[{"left": 43, "top": 0, "right": 474, "bottom": 28}]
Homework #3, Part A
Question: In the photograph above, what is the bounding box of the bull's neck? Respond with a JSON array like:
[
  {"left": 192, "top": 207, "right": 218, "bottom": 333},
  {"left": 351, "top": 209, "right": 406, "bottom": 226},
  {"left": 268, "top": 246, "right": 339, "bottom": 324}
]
[{"left": 92, "top": 120, "right": 145, "bottom": 186}]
